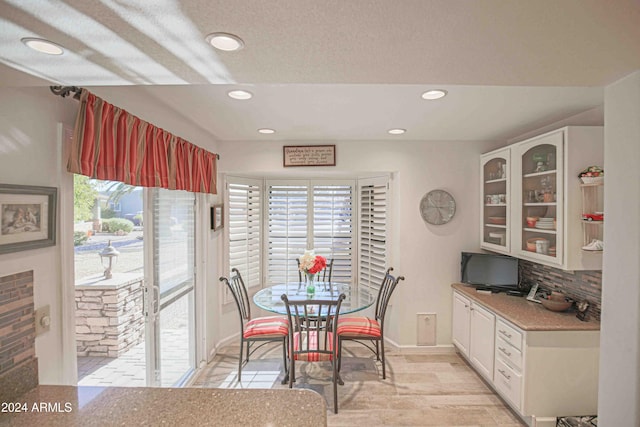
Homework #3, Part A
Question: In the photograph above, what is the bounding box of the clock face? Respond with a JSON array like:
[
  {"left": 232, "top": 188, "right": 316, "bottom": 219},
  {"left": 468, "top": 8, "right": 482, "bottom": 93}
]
[{"left": 420, "top": 190, "right": 456, "bottom": 225}]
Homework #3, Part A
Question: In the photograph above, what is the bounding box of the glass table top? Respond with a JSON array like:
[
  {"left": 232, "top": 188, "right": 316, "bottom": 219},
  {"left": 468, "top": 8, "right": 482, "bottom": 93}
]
[{"left": 253, "top": 282, "right": 376, "bottom": 315}]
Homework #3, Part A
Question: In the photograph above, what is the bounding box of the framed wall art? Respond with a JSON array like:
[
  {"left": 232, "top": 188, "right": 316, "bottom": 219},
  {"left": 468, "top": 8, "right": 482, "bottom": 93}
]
[
  {"left": 211, "top": 204, "right": 224, "bottom": 231},
  {"left": 0, "top": 184, "right": 57, "bottom": 254},
  {"left": 283, "top": 145, "right": 336, "bottom": 167}
]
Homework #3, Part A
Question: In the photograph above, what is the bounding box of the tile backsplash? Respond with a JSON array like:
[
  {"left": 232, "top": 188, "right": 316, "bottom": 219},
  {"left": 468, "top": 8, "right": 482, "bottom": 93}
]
[
  {"left": 519, "top": 260, "right": 602, "bottom": 321},
  {"left": 0, "top": 270, "right": 38, "bottom": 402}
]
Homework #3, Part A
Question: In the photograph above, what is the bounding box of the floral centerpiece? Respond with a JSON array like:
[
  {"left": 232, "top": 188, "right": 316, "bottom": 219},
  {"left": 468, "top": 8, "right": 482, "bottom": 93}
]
[{"left": 298, "top": 250, "right": 327, "bottom": 296}]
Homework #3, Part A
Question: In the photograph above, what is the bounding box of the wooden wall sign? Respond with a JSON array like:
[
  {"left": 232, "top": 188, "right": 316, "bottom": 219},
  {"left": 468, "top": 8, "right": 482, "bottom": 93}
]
[{"left": 283, "top": 145, "right": 336, "bottom": 167}]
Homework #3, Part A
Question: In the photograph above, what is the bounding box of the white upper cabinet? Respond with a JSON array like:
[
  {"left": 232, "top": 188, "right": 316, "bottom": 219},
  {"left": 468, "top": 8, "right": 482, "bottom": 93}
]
[
  {"left": 512, "top": 130, "right": 564, "bottom": 266},
  {"left": 480, "top": 148, "right": 511, "bottom": 254},
  {"left": 482, "top": 126, "right": 603, "bottom": 270}
]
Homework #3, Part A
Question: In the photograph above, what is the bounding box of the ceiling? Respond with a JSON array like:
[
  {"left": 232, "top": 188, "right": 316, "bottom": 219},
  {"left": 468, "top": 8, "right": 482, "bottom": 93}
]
[{"left": 1, "top": 0, "right": 639, "bottom": 142}]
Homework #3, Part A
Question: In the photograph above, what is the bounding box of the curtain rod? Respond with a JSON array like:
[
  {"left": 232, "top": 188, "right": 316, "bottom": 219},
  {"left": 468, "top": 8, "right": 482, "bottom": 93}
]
[
  {"left": 49, "top": 85, "right": 220, "bottom": 160},
  {"left": 50, "top": 85, "right": 81, "bottom": 99}
]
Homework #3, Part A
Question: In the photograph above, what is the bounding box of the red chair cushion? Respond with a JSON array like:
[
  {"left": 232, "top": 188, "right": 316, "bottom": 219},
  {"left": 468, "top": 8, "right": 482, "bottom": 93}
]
[
  {"left": 337, "top": 316, "right": 382, "bottom": 338},
  {"left": 243, "top": 316, "right": 288, "bottom": 338},
  {"left": 293, "top": 331, "right": 334, "bottom": 362}
]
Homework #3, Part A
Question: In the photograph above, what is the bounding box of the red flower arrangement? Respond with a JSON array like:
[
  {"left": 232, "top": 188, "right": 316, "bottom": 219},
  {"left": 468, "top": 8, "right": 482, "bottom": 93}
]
[{"left": 299, "top": 250, "right": 327, "bottom": 275}]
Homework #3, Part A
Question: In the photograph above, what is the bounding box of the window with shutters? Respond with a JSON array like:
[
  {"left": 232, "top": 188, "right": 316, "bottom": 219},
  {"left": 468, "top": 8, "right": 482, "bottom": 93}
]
[
  {"left": 312, "top": 184, "right": 353, "bottom": 283},
  {"left": 265, "top": 180, "right": 354, "bottom": 286},
  {"left": 225, "top": 175, "right": 389, "bottom": 294},
  {"left": 358, "top": 176, "right": 389, "bottom": 295},
  {"left": 227, "top": 177, "right": 262, "bottom": 290}
]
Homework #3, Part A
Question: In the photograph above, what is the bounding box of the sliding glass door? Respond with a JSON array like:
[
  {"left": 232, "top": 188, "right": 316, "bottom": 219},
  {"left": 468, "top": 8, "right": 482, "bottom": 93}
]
[{"left": 145, "top": 188, "right": 196, "bottom": 386}]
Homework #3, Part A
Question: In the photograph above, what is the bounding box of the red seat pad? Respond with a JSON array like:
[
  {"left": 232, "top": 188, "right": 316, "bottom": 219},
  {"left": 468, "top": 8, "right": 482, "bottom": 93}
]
[
  {"left": 293, "top": 331, "right": 334, "bottom": 362},
  {"left": 243, "top": 316, "right": 289, "bottom": 338},
  {"left": 337, "top": 316, "right": 382, "bottom": 338}
]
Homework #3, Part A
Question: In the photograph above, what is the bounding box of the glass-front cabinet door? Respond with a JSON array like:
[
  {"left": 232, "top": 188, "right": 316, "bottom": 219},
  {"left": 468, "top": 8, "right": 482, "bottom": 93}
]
[
  {"left": 512, "top": 130, "right": 564, "bottom": 265},
  {"left": 480, "top": 148, "right": 510, "bottom": 253}
]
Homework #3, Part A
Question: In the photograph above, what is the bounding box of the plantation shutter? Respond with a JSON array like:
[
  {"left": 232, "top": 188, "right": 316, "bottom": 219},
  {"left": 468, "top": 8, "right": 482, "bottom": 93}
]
[
  {"left": 358, "top": 176, "right": 389, "bottom": 295},
  {"left": 312, "top": 183, "right": 354, "bottom": 283},
  {"left": 227, "top": 177, "right": 262, "bottom": 288},
  {"left": 266, "top": 182, "right": 309, "bottom": 285}
]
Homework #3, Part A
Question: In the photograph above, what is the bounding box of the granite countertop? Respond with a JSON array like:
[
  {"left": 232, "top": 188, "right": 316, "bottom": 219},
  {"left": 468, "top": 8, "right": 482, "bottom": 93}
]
[
  {"left": 452, "top": 283, "right": 600, "bottom": 331},
  {"left": 0, "top": 385, "right": 327, "bottom": 427}
]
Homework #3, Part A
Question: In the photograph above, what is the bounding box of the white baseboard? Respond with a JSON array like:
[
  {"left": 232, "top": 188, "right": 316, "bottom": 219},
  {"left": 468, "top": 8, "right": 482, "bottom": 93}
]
[
  {"left": 208, "top": 333, "right": 240, "bottom": 363},
  {"left": 383, "top": 337, "right": 455, "bottom": 354},
  {"left": 209, "top": 334, "right": 455, "bottom": 361}
]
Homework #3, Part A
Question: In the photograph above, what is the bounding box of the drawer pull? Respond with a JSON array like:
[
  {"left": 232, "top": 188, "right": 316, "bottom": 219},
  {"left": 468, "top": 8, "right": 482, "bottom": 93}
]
[
  {"left": 499, "top": 329, "right": 512, "bottom": 339},
  {"left": 498, "top": 369, "right": 511, "bottom": 380},
  {"left": 499, "top": 346, "right": 512, "bottom": 357},
  {"left": 464, "top": 304, "right": 469, "bottom": 308}
]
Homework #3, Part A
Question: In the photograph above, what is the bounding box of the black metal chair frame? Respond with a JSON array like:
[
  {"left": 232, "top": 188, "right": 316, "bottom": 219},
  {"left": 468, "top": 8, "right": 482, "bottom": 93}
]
[
  {"left": 220, "top": 268, "right": 288, "bottom": 382},
  {"left": 338, "top": 267, "right": 404, "bottom": 379},
  {"left": 281, "top": 293, "right": 346, "bottom": 414}
]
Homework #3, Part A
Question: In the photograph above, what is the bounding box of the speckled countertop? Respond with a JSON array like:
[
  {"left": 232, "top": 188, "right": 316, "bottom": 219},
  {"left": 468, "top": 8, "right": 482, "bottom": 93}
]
[
  {"left": 452, "top": 283, "right": 600, "bottom": 331},
  {"left": 0, "top": 385, "right": 327, "bottom": 427}
]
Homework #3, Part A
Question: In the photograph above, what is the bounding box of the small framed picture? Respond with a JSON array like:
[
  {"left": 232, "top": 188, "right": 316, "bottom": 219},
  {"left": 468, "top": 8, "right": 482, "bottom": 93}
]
[
  {"left": 0, "top": 184, "right": 57, "bottom": 254},
  {"left": 211, "top": 204, "right": 224, "bottom": 231}
]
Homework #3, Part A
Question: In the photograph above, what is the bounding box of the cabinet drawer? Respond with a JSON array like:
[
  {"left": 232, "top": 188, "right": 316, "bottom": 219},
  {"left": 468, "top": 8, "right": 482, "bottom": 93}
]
[
  {"left": 496, "top": 336, "right": 522, "bottom": 371},
  {"left": 494, "top": 358, "right": 522, "bottom": 411},
  {"left": 496, "top": 319, "right": 523, "bottom": 351}
]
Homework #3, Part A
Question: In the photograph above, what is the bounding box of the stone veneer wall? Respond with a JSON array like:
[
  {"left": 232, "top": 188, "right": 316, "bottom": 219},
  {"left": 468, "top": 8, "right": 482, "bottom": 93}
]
[
  {"left": 519, "top": 259, "right": 602, "bottom": 321},
  {"left": 75, "top": 275, "right": 144, "bottom": 357},
  {"left": 0, "top": 271, "right": 38, "bottom": 402}
]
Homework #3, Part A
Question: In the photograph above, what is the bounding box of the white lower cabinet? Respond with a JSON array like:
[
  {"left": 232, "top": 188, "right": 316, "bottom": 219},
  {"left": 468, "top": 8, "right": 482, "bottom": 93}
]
[
  {"left": 451, "top": 292, "right": 471, "bottom": 357},
  {"left": 495, "top": 357, "right": 523, "bottom": 409},
  {"left": 469, "top": 303, "right": 495, "bottom": 380},
  {"left": 451, "top": 292, "right": 495, "bottom": 382},
  {"left": 452, "top": 290, "right": 599, "bottom": 424}
]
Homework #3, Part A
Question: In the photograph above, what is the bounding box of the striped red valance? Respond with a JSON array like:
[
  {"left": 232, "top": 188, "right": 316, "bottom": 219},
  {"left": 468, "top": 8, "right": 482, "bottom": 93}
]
[{"left": 68, "top": 88, "right": 217, "bottom": 194}]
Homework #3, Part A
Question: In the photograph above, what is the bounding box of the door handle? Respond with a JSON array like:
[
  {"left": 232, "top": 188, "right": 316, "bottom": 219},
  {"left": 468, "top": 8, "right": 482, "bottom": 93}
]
[{"left": 153, "top": 285, "right": 160, "bottom": 318}]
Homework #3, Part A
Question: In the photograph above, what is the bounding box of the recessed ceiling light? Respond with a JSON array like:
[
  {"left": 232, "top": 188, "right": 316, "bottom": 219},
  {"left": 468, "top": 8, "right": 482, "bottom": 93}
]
[
  {"left": 421, "top": 89, "right": 448, "bottom": 100},
  {"left": 21, "top": 37, "right": 64, "bottom": 55},
  {"left": 227, "top": 90, "right": 253, "bottom": 100},
  {"left": 388, "top": 128, "right": 406, "bottom": 135},
  {"left": 258, "top": 128, "right": 275, "bottom": 134},
  {"left": 206, "top": 32, "right": 244, "bottom": 51}
]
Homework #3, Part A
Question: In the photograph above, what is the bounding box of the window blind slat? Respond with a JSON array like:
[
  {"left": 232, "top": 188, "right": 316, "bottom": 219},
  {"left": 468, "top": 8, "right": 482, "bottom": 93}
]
[
  {"left": 227, "top": 180, "right": 262, "bottom": 288},
  {"left": 358, "top": 178, "right": 388, "bottom": 293}
]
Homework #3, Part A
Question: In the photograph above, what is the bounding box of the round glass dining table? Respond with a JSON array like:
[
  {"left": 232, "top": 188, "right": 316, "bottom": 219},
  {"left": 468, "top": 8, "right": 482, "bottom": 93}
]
[{"left": 253, "top": 281, "right": 376, "bottom": 315}]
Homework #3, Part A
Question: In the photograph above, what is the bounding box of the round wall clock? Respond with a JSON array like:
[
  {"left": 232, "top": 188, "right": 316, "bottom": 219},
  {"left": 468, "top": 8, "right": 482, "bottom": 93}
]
[{"left": 420, "top": 189, "right": 456, "bottom": 225}]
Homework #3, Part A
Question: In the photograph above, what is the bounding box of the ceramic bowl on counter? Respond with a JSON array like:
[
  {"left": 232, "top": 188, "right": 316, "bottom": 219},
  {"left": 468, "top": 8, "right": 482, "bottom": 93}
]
[
  {"left": 540, "top": 298, "right": 573, "bottom": 312},
  {"left": 549, "top": 291, "right": 565, "bottom": 301}
]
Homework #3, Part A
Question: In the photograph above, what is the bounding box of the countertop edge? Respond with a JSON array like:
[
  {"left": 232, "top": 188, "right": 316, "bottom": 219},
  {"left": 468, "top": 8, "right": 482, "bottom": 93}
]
[
  {"left": 0, "top": 385, "right": 328, "bottom": 427},
  {"left": 451, "top": 283, "right": 600, "bottom": 332}
]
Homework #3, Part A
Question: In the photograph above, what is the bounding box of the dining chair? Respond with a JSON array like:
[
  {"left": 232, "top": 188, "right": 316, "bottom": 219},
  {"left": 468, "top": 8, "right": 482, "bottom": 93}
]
[
  {"left": 281, "top": 293, "right": 346, "bottom": 413},
  {"left": 220, "top": 268, "right": 289, "bottom": 382},
  {"left": 337, "top": 267, "right": 404, "bottom": 379}
]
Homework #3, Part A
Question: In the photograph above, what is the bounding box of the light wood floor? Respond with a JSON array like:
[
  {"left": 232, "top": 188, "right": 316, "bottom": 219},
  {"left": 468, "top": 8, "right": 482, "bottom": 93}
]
[{"left": 192, "top": 342, "right": 525, "bottom": 426}]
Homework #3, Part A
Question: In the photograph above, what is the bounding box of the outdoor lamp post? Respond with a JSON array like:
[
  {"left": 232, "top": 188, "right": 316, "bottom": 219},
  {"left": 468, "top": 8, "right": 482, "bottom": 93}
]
[{"left": 99, "top": 240, "right": 120, "bottom": 279}]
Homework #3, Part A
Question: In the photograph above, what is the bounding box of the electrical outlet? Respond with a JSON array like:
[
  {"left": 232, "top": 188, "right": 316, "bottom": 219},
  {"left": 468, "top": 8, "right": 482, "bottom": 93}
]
[{"left": 35, "top": 305, "right": 51, "bottom": 336}]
